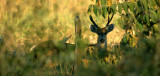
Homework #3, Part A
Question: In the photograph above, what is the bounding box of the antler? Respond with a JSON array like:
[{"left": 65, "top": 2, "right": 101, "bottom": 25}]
[
  {"left": 106, "top": 12, "right": 114, "bottom": 26},
  {"left": 89, "top": 15, "right": 99, "bottom": 27}
]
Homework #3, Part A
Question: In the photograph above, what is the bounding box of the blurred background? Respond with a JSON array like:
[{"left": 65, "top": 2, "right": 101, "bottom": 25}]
[
  {"left": 0, "top": 0, "right": 160, "bottom": 76},
  {"left": 0, "top": 0, "right": 124, "bottom": 53}
]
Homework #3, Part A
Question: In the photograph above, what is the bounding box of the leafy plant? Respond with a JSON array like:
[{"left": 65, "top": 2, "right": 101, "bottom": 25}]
[{"left": 118, "top": 0, "right": 160, "bottom": 46}]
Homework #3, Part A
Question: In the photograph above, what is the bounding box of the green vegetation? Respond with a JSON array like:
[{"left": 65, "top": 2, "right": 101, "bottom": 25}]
[{"left": 0, "top": 0, "right": 160, "bottom": 76}]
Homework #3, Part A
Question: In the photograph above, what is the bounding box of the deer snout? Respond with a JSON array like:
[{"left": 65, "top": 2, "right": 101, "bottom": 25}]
[{"left": 100, "top": 38, "right": 105, "bottom": 43}]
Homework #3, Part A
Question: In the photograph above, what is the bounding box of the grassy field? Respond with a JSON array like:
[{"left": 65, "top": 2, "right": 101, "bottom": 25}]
[
  {"left": 0, "top": 0, "right": 159, "bottom": 76},
  {"left": 0, "top": 0, "right": 125, "bottom": 75},
  {"left": 0, "top": 0, "right": 124, "bottom": 49}
]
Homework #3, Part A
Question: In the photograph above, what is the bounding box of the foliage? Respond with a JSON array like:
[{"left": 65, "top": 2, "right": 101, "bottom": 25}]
[
  {"left": 117, "top": 1, "right": 160, "bottom": 75},
  {"left": 0, "top": 0, "right": 160, "bottom": 76},
  {"left": 118, "top": 0, "right": 160, "bottom": 45},
  {"left": 88, "top": 0, "right": 116, "bottom": 17}
]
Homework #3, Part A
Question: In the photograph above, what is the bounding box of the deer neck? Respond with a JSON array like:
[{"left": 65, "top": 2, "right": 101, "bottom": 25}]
[{"left": 97, "top": 37, "right": 107, "bottom": 51}]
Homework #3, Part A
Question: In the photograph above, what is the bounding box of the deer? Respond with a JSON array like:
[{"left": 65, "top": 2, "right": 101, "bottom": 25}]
[
  {"left": 89, "top": 13, "right": 114, "bottom": 58},
  {"left": 30, "top": 16, "right": 81, "bottom": 71}
]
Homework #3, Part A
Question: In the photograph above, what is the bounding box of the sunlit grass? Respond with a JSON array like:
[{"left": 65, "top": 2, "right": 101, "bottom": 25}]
[
  {"left": 0, "top": 0, "right": 100, "bottom": 75},
  {"left": 1, "top": 0, "right": 157, "bottom": 76}
]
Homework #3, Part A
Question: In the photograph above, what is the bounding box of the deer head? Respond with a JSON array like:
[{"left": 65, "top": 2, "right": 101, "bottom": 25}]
[{"left": 89, "top": 13, "right": 114, "bottom": 51}]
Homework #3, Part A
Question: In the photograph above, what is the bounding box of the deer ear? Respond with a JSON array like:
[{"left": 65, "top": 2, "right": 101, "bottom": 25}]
[
  {"left": 90, "top": 25, "right": 98, "bottom": 33},
  {"left": 107, "top": 24, "right": 114, "bottom": 33}
]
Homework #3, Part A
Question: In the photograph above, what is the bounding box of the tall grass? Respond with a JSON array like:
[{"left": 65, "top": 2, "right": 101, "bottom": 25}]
[
  {"left": 1, "top": 0, "right": 158, "bottom": 76},
  {"left": 0, "top": 0, "right": 113, "bottom": 75},
  {"left": 0, "top": 0, "right": 90, "bottom": 51}
]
